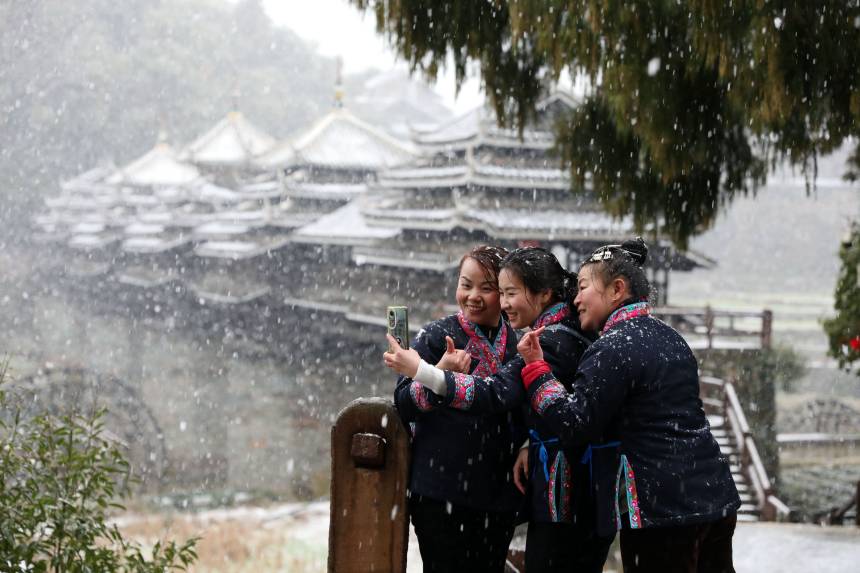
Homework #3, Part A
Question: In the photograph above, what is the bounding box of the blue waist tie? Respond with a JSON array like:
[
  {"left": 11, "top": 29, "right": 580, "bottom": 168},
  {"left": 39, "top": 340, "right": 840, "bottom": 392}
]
[
  {"left": 580, "top": 441, "right": 621, "bottom": 489},
  {"left": 529, "top": 429, "right": 559, "bottom": 482}
]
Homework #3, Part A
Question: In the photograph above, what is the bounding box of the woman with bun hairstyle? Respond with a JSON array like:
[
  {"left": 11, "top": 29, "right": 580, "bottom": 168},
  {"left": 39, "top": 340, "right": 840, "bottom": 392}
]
[
  {"left": 517, "top": 238, "right": 741, "bottom": 573},
  {"left": 388, "top": 244, "right": 523, "bottom": 573},
  {"left": 386, "top": 247, "right": 613, "bottom": 573}
]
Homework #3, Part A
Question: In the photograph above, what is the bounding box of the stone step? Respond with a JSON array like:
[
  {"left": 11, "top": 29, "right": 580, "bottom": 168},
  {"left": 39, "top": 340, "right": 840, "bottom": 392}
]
[{"left": 736, "top": 513, "right": 760, "bottom": 522}]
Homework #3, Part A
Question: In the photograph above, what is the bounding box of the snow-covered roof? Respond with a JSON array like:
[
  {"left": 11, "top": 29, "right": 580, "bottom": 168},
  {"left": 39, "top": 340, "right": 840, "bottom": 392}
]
[
  {"left": 193, "top": 221, "right": 254, "bottom": 237},
  {"left": 68, "top": 234, "right": 117, "bottom": 250},
  {"left": 466, "top": 209, "right": 633, "bottom": 240},
  {"left": 361, "top": 206, "right": 459, "bottom": 231},
  {"left": 292, "top": 201, "right": 400, "bottom": 246},
  {"left": 414, "top": 91, "right": 577, "bottom": 150},
  {"left": 116, "top": 268, "right": 174, "bottom": 288},
  {"left": 60, "top": 165, "right": 116, "bottom": 192},
  {"left": 122, "top": 236, "right": 190, "bottom": 254},
  {"left": 107, "top": 143, "right": 201, "bottom": 187},
  {"left": 193, "top": 182, "right": 242, "bottom": 203},
  {"left": 138, "top": 211, "right": 174, "bottom": 224},
  {"left": 187, "top": 273, "right": 271, "bottom": 304},
  {"left": 352, "top": 245, "right": 462, "bottom": 272},
  {"left": 258, "top": 107, "right": 417, "bottom": 170},
  {"left": 237, "top": 180, "right": 283, "bottom": 200},
  {"left": 378, "top": 161, "right": 568, "bottom": 190},
  {"left": 124, "top": 223, "right": 166, "bottom": 235},
  {"left": 181, "top": 111, "right": 276, "bottom": 166},
  {"left": 194, "top": 237, "right": 290, "bottom": 260},
  {"left": 71, "top": 222, "right": 107, "bottom": 234},
  {"left": 282, "top": 181, "right": 368, "bottom": 201}
]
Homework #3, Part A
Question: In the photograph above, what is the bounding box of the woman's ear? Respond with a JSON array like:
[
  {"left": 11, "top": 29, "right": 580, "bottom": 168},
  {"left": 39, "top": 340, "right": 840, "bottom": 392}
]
[
  {"left": 538, "top": 288, "right": 554, "bottom": 308},
  {"left": 610, "top": 277, "right": 630, "bottom": 305}
]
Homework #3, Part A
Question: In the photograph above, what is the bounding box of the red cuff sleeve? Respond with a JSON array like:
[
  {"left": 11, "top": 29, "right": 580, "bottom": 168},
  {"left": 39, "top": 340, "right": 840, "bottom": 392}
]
[{"left": 521, "top": 360, "right": 551, "bottom": 390}]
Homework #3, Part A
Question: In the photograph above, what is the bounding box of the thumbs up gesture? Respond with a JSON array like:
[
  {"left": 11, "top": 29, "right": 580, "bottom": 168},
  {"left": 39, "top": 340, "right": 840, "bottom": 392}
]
[
  {"left": 384, "top": 334, "right": 422, "bottom": 378},
  {"left": 435, "top": 336, "right": 471, "bottom": 374}
]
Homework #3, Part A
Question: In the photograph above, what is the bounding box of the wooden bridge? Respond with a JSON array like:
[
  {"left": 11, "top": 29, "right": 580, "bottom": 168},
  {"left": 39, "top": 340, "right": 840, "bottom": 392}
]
[{"left": 654, "top": 306, "right": 773, "bottom": 350}]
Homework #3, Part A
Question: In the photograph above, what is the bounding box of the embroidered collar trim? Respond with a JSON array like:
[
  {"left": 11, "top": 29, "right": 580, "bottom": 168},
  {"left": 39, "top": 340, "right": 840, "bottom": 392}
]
[
  {"left": 533, "top": 302, "right": 570, "bottom": 330},
  {"left": 601, "top": 302, "right": 651, "bottom": 335},
  {"left": 456, "top": 311, "right": 508, "bottom": 376}
]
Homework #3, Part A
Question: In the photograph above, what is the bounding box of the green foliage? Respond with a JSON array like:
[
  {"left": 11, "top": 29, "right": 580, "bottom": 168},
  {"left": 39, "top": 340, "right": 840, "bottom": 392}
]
[
  {"left": 351, "top": 0, "right": 860, "bottom": 247},
  {"left": 0, "top": 0, "right": 334, "bottom": 240},
  {"left": 823, "top": 224, "right": 860, "bottom": 372},
  {"left": 0, "top": 367, "right": 197, "bottom": 572}
]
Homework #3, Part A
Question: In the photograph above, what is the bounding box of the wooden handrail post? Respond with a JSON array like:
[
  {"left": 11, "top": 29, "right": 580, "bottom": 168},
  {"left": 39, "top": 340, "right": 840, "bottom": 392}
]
[
  {"left": 705, "top": 305, "right": 714, "bottom": 350},
  {"left": 856, "top": 480, "right": 860, "bottom": 527},
  {"left": 761, "top": 310, "right": 773, "bottom": 349}
]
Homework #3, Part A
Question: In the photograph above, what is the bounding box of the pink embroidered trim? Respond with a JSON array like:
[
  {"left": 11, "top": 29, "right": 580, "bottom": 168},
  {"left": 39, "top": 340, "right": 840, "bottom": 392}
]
[
  {"left": 547, "top": 451, "right": 572, "bottom": 522},
  {"left": 614, "top": 454, "right": 643, "bottom": 530},
  {"left": 449, "top": 372, "right": 475, "bottom": 410},
  {"left": 533, "top": 302, "right": 570, "bottom": 329},
  {"left": 601, "top": 302, "right": 651, "bottom": 335},
  {"left": 457, "top": 311, "right": 507, "bottom": 377},
  {"left": 531, "top": 379, "right": 567, "bottom": 415},
  {"left": 409, "top": 381, "right": 435, "bottom": 412}
]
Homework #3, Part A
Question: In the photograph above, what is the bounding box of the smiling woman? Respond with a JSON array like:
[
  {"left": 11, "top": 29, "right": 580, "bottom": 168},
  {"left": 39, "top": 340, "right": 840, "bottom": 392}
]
[
  {"left": 517, "top": 238, "right": 742, "bottom": 573},
  {"left": 456, "top": 250, "right": 504, "bottom": 329},
  {"left": 384, "top": 244, "right": 524, "bottom": 572}
]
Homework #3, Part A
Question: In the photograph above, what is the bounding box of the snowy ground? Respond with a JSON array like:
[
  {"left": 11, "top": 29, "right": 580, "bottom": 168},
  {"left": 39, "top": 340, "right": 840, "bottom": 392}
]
[{"left": 117, "top": 502, "right": 860, "bottom": 572}]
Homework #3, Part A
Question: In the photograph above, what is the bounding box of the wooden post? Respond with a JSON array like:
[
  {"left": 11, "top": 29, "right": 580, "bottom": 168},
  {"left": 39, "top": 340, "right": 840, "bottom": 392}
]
[
  {"left": 705, "top": 305, "right": 714, "bottom": 350},
  {"left": 329, "top": 398, "right": 410, "bottom": 573},
  {"left": 856, "top": 480, "right": 860, "bottom": 527},
  {"left": 761, "top": 310, "right": 773, "bottom": 349}
]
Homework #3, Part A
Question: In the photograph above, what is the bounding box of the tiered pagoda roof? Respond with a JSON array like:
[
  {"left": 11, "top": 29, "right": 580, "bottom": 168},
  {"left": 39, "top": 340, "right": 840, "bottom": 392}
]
[
  {"left": 180, "top": 111, "right": 276, "bottom": 167},
  {"left": 36, "top": 88, "right": 707, "bottom": 320},
  {"left": 258, "top": 107, "right": 417, "bottom": 172},
  {"left": 107, "top": 142, "right": 201, "bottom": 187}
]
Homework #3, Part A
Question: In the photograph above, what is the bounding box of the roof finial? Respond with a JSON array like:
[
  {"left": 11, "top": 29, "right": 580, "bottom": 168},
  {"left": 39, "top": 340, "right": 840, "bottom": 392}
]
[
  {"left": 334, "top": 56, "right": 344, "bottom": 108},
  {"left": 156, "top": 115, "right": 169, "bottom": 148},
  {"left": 230, "top": 82, "right": 241, "bottom": 117}
]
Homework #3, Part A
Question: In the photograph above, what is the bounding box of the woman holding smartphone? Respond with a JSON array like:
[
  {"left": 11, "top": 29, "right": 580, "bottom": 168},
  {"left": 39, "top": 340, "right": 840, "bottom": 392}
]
[
  {"left": 386, "top": 247, "right": 613, "bottom": 573},
  {"left": 388, "top": 245, "right": 523, "bottom": 573}
]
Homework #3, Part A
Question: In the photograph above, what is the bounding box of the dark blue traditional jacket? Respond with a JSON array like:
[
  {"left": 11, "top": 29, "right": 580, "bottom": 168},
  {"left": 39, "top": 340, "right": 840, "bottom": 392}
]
[
  {"left": 393, "top": 311, "right": 523, "bottom": 512},
  {"left": 525, "top": 303, "right": 741, "bottom": 534},
  {"left": 436, "top": 303, "right": 597, "bottom": 524}
]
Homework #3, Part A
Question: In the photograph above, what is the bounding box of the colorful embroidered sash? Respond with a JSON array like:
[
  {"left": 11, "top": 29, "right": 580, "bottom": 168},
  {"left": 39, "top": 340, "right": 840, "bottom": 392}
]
[
  {"left": 614, "top": 454, "right": 642, "bottom": 529},
  {"left": 548, "top": 451, "right": 572, "bottom": 522},
  {"left": 530, "top": 429, "right": 571, "bottom": 523},
  {"left": 601, "top": 302, "right": 652, "bottom": 335},
  {"left": 456, "top": 311, "right": 507, "bottom": 377}
]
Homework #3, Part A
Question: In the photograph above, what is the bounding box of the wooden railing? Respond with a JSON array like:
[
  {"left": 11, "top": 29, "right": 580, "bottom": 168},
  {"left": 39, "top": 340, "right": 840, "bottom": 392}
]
[
  {"left": 655, "top": 307, "right": 773, "bottom": 349},
  {"left": 700, "top": 376, "right": 791, "bottom": 521}
]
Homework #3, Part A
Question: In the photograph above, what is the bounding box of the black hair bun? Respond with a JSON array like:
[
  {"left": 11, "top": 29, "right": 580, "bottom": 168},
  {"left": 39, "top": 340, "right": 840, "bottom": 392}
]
[{"left": 621, "top": 237, "right": 648, "bottom": 266}]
